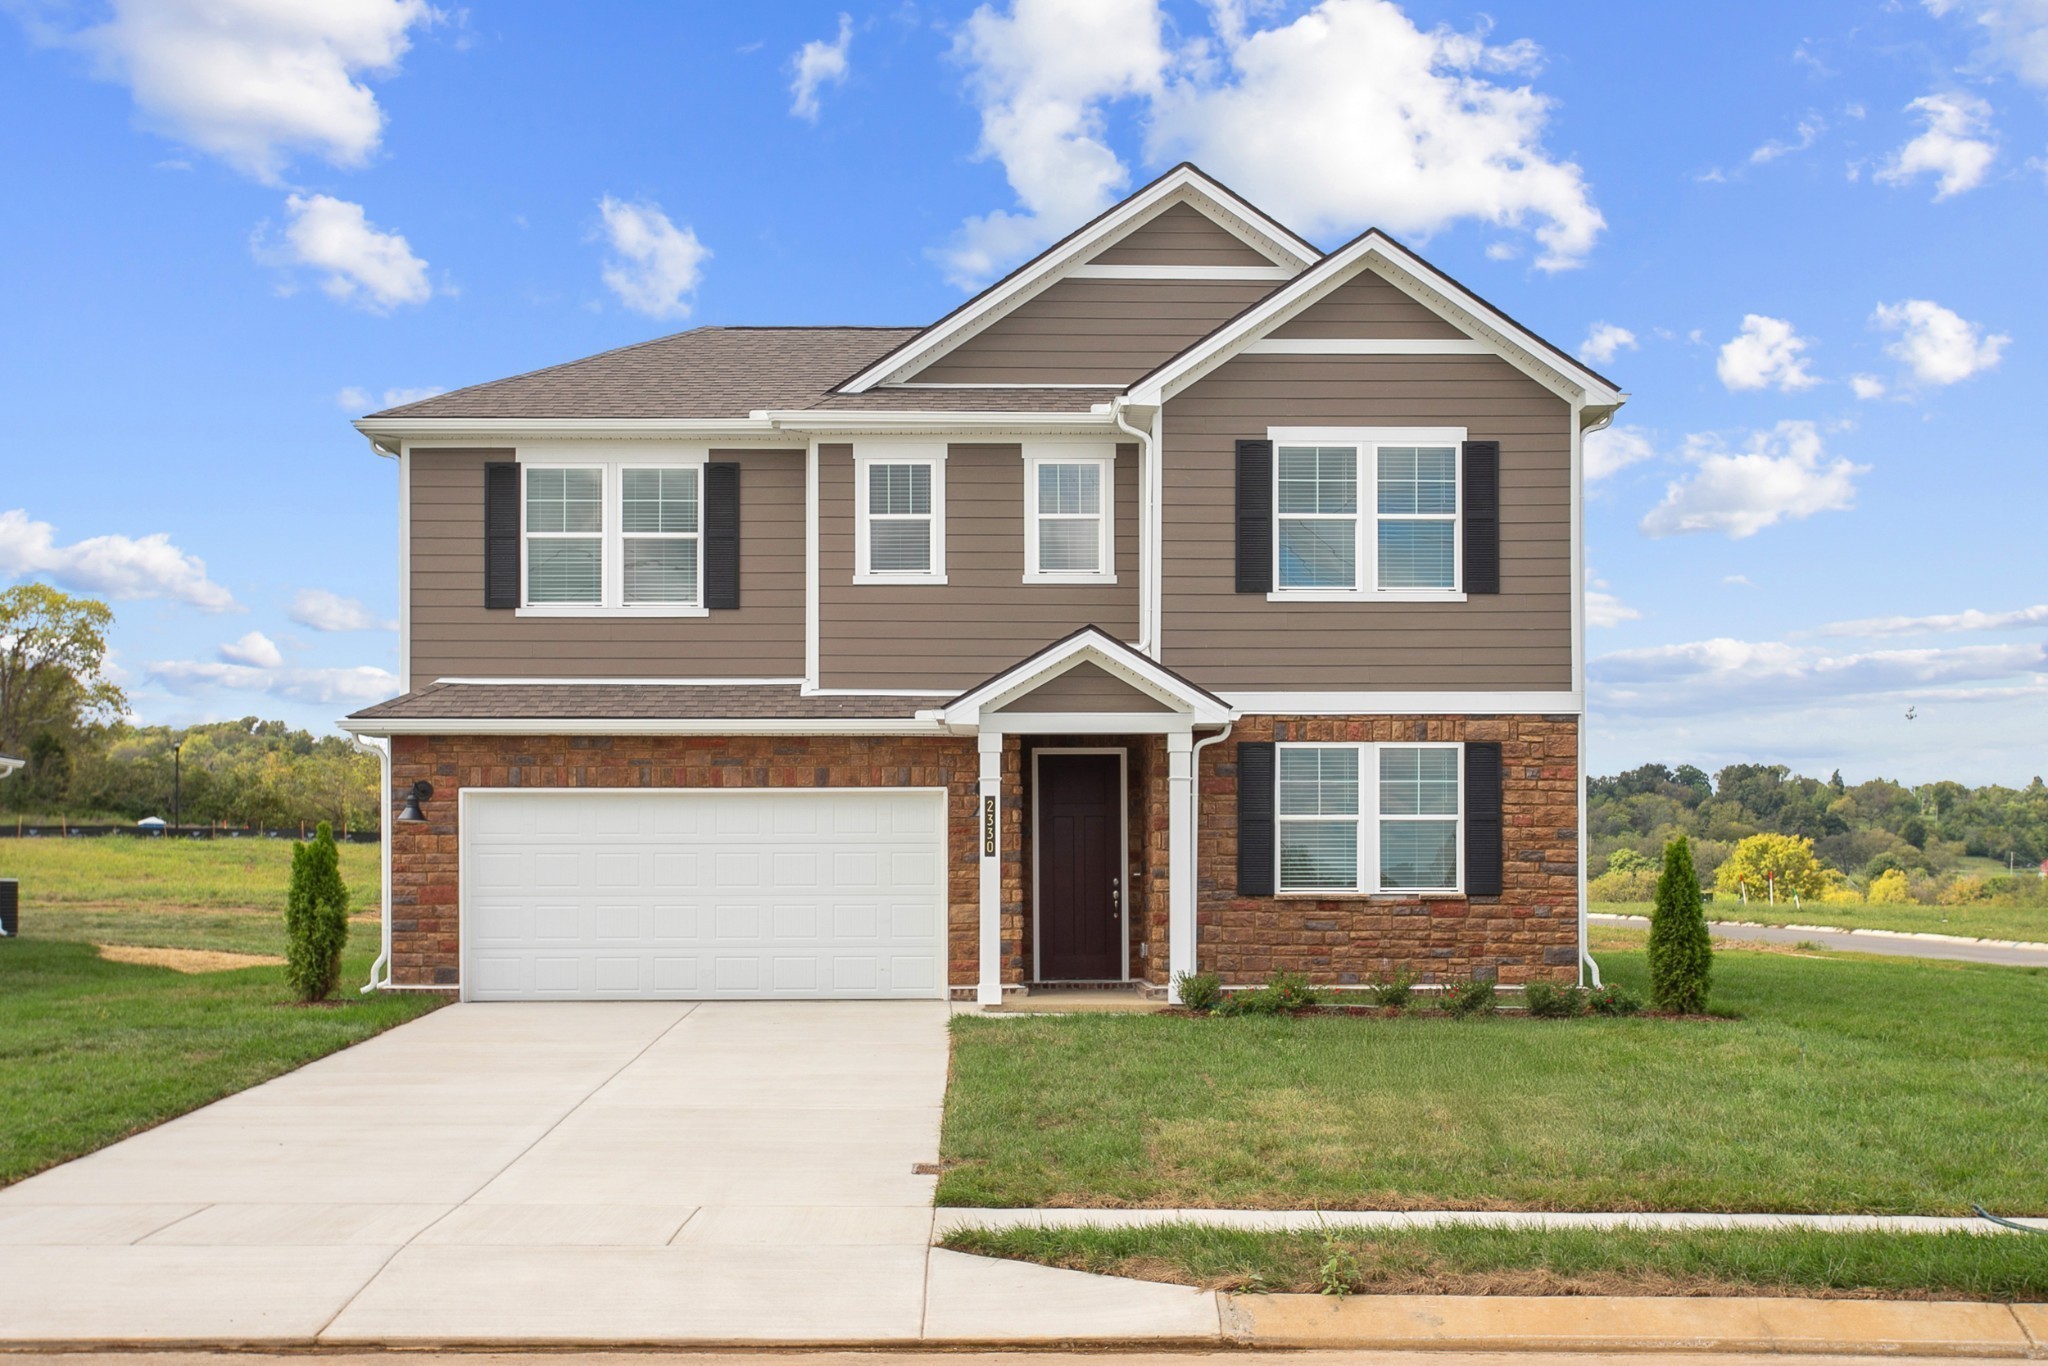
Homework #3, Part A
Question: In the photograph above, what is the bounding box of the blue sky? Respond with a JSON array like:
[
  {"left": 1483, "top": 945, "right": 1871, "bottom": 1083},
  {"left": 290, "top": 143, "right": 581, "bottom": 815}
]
[{"left": 3, "top": 0, "right": 2044, "bottom": 785}]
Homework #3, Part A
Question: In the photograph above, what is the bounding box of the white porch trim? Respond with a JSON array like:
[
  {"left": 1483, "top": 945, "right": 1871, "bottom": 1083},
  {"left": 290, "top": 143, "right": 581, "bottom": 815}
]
[
  {"left": 1166, "top": 731, "right": 1196, "bottom": 1003},
  {"left": 977, "top": 730, "right": 1004, "bottom": 1007}
]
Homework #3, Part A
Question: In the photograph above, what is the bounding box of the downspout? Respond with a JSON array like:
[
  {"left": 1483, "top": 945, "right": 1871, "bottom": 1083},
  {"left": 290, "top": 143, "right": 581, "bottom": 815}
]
[
  {"left": 359, "top": 736, "right": 393, "bottom": 993},
  {"left": 1187, "top": 721, "right": 1235, "bottom": 981},
  {"left": 1111, "top": 398, "right": 1156, "bottom": 656},
  {"left": 1576, "top": 407, "right": 1615, "bottom": 990}
]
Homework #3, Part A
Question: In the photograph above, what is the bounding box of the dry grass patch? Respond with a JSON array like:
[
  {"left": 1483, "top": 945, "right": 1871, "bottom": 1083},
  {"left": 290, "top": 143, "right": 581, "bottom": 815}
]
[{"left": 95, "top": 944, "right": 283, "bottom": 974}]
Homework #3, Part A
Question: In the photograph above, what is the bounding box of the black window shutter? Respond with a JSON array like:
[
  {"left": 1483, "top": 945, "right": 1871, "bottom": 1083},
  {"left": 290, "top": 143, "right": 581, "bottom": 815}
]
[
  {"left": 1236, "top": 740, "right": 1276, "bottom": 896},
  {"left": 483, "top": 461, "right": 520, "bottom": 610},
  {"left": 1234, "top": 439, "right": 1273, "bottom": 593},
  {"left": 1462, "top": 440, "right": 1500, "bottom": 595},
  {"left": 1464, "top": 741, "right": 1504, "bottom": 897},
  {"left": 703, "top": 461, "right": 740, "bottom": 610}
]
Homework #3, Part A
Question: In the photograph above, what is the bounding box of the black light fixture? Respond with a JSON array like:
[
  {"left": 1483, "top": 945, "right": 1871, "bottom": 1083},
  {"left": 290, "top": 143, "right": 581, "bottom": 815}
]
[{"left": 396, "top": 780, "right": 434, "bottom": 824}]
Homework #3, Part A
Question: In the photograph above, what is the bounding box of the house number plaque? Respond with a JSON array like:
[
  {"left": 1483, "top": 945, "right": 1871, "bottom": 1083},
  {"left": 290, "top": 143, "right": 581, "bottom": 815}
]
[{"left": 982, "top": 797, "right": 997, "bottom": 856}]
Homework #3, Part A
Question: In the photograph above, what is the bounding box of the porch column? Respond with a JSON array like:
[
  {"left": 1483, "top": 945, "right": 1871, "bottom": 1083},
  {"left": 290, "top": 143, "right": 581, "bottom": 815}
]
[
  {"left": 1166, "top": 729, "right": 1196, "bottom": 1002},
  {"left": 977, "top": 729, "right": 1004, "bottom": 1007}
]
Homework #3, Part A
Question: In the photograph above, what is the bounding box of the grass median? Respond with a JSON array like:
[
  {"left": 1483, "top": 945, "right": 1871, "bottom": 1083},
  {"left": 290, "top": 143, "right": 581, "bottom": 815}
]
[
  {"left": 1596, "top": 898, "right": 2048, "bottom": 944},
  {"left": 941, "top": 1221, "right": 2048, "bottom": 1300},
  {"left": 939, "top": 944, "right": 2048, "bottom": 1214}
]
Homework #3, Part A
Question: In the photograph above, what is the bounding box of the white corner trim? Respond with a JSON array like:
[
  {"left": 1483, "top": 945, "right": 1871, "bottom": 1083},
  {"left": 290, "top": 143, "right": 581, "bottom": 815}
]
[
  {"left": 1221, "top": 690, "right": 1583, "bottom": 716},
  {"left": 805, "top": 437, "right": 821, "bottom": 691},
  {"left": 1244, "top": 338, "right": 1491, "bottom": 355},
  {"left": 397, "top": 443, "right": 412, "bottom": 691},
  {"left": 1067, "top": 263, "right": 1296, "bottom": 281}
]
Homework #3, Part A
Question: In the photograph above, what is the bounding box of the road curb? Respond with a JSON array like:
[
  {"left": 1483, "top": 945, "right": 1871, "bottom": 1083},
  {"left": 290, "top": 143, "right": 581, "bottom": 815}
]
[{"left": 1221, "top": 1293, "right": 2048, "bottom": 1356}]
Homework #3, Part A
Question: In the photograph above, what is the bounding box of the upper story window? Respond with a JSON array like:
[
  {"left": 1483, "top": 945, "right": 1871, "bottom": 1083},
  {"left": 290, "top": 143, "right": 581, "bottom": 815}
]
[
  {"left": 1277, "top": 742, "right": 1463, "bottom": 894},
  {"left": 521, "top": 461, "right": 704, "bottom": 615},
  {"left": 854, "top": 446, "right": 947, "bottom": 584},
  {"left": 1024, "top": 445, "right": 1115, "bottom": 583},
  {"left": 1269, "top": 427, "right": 1465, "bottom": 600}
]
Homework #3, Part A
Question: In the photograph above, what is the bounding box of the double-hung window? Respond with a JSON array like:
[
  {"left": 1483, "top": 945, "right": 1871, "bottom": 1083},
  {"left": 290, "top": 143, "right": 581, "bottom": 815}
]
[
  {"left": 1270, "top": 427, "right": 1463, "bottom": 598},
  {"left": 854, "top": 446, "right": 946, "bottom": 583},
  {"left": 1276, "top": 743, "right": 1463, "bottom": 893},
  {"left": 1024, "top": 445, "right": 1115, "bottom": 582},
  {"left": 521, "top": 460, "right": 704, "bottom": 613}
]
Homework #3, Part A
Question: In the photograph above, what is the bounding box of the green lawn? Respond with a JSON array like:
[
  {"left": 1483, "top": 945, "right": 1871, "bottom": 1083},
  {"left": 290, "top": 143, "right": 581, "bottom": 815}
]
[
  {"left": 941, "top": 1222, "right": 2048, "bottom": 1301},
  {"left": 1596, "top": 898, "right": 2048, "bottom": 943},
  {"left": 0, "top": 837, "right": 438, "bottom": 1188},
  {"left": 938, "top": 946, "right": 2048, "bottom": 1214}
]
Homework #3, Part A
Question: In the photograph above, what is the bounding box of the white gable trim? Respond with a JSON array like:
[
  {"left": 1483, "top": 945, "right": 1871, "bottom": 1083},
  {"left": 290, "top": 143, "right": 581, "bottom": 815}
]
[
  {"left": 839, "top": 166, "right": 1319, "bottom": 394},
  {"left": 1127, "top": 233, "right": 1627, "bottom": 413},
  {"left": 1068, "top": 263, "right": 1296, "bottom": 282},
  {"left": 942, "top": 629, "right": 1233, "bottom": 728}
]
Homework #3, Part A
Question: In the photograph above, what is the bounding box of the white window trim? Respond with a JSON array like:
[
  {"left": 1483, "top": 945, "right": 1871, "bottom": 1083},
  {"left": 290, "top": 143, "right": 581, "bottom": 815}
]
[
  {"left": 1267, "top": 425, "right": 1466, "bottom": 602},
  {"left": 1275, "top": 741, "right": 1465, "bottom": 896},
  {"left": 516, "top": 455, "right": 710, "bottom": 618},
  {"left": 853, "top": 445, "right": 948, "bottom": 585},
  {"left": 1022, "top": 445, "right": 1117, "bottom": 584}
]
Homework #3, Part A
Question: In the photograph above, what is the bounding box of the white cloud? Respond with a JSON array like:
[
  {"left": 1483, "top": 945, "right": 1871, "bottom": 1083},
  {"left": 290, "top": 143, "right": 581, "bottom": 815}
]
[
  {"left": 1639, "top": 421, "right": 1867, "bottom": 540},
  {"left": 1871, "top": 298, "right": 2009, "bottom": 384},
  {"left": 790, "top": 12, "right": 853, "bottom": 122},
  {"left": 1924, "top": 0, "right": 2048, "bottom": 88},
  {"left": 218, "top": 630, "right": 283, "bottom": 668},
  {"left": 338, "top": 384, "right": 443, "bottom": 410},
  {"left": 1585, "top": 570, "right": 1640, "bottom": 628},
  {"left": 1818, "top": 603, "right": 2048, "bottom": 638},
  {"left": 939, "top": 0, "right": 1605, "bottom": 287},
  {"left": 1875, "top": 93, "right": 1997, "bottom": 199},
  {"left": 1577, "top": 322, "right": 1637, "bottom": 365},
  {"left": 1723, "top": 574, "right": 1755, "bottom": 587},
  {"left": 147, "top": 658, "right": 399, "bottom": 704},
  {"left": 1716, "top": 314, "right": 1819, "bottom": 392},
  {"left": 1849, "top": 373, "right": 1887, "bottom": 400},
  {"left": 50, "top": 0, "right": 437, "bottom": 184},
  {"left": 272, "top": 193, "right": 430, "bottom": 310},
  {"left": 1593, "top": 633, "right": 2047, "bottom": 718},
  {"left": 289, "top": 588, "right": 394, "bottom": 632},
  {"left": 0, "top": 508, "right": 238, "bottom": 611},
  {"left": 596, "top": 196, "right": 710, "bottom": 319},
  {"left": 1751, "top": 114, "right": 1825, "bottom": 164},
  {"left": 1583, "top": 424, "right": 1656, "bottom": 482}
]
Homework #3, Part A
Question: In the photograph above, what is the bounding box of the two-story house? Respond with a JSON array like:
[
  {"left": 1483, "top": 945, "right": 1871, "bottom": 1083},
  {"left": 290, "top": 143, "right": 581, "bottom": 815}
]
[{"left": 341, "top": 164, "right": 1625, "bottom": 1005}]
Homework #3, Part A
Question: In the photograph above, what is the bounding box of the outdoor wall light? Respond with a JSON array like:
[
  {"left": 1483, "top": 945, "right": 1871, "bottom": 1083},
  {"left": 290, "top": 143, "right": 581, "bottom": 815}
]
[{"left": 396, "top": 780, "right": 434, "bottom": 824}]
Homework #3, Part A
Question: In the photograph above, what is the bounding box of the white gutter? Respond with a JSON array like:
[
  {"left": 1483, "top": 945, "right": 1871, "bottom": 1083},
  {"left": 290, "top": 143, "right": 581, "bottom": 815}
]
[
  {"left": 1187, "top": 721, "right": 1236, "bottom": 979},
  {"left": 339, "top": 716, "right": 949, "bottom": 738},
  {"left": 1110, "top": 397, "right": 1156, "bottom": 655},
  {"left": 358, "top": 737, "right": 392, "bottom": 994}
]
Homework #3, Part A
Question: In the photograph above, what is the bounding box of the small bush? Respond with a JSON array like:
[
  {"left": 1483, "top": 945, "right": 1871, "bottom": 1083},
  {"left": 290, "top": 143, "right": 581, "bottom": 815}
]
[
  {"left": 1587, "top": 982, "right": 1643, "bottom": 1016},
  {"left": 1365, "top": 968, "right": 1416, "bottom": 1010},
  {"left": 1522, "top": 980, "right": 1586, "bottom": 1018},
  {"left": 1939, "top": 875, "right": 1989, "bottom": 906},
  {"left": 1819, "top": 885, "right": 1865, "bottom": 906},
  {"left": 1603, "top": 847, "right": 1655, "bottom": 876},
  {"left": 1648, "top": 836, "right": 1712, "bottom": 1014},
  {"left": 1867, "top": 868, "right": 1913, "bottom": 904},
  {"left": 1439, "top": 976, "right": 1497, "bottom": 1017},
  {"left": 1174, "top": 971, "right": 1224, "bottom": 1013},
  {"left": 285, "top": 821, "right": 350, "bottom": 1002},
  {"left": 1218, "top": 971, "right": 1323, "bottom": 1016},
  {"left": 1587, "top": 868, "right": 1660, "bottom": 903}
]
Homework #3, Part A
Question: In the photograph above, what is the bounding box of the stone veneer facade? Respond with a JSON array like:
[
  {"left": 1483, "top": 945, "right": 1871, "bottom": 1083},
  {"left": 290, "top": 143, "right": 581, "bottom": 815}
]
[{"left": 386, "top": 715, "right": 1579, "bottom": 992}]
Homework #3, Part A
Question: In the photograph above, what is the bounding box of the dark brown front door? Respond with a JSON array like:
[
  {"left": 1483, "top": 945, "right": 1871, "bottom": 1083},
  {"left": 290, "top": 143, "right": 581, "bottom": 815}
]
[{"left": 1037, "top": 753, "right": 1124, "bottom": 981}]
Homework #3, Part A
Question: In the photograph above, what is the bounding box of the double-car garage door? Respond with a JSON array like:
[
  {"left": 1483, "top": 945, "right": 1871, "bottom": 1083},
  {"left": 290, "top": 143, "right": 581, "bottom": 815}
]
[{"left": 461, "top": 789, "right": 947, "bottom": 1001}]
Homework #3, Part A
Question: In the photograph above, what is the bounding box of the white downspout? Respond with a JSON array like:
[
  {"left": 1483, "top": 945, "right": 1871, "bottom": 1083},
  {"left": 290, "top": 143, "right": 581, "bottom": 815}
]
[
  {"left": 359, "top": 736, "right": 393, "bottom": 993},
  {"left": 1187, "top": 721, "right": 1235, "bottom": 986},
  {"left": 1576, "top": 406, "right": 1613, "bottom": 990},
  {"left": 1111, "top": 398, "right": 1156, "bottom": 657}
]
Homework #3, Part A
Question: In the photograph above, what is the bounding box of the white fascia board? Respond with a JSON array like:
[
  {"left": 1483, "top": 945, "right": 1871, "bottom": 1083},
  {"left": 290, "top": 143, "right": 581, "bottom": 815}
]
[
  {"left": 1127, "top": 235, "right": 1626, "bottom": 411},
  {"left": 1068, "top": 264, "right": 1296, "bottom": 281},
  {"left": 429, "top": 677, "right": 806, "bottom": 687},
  {"left": 1245, "top": 338, "right": 1491, "bottom": 355},
  {"left": 1221, "top": 690, "right": 1583, "bottom": 715},
  {"left": 944, "top": 631, "right": 1231, "bottom": 726},
  {"left": 355, "top": 417, "right": 796, "bottom": 443},
  {"left": 838, "top": 167, "right": 1317, "bottom": 394},
  {"left": 339, "top": 717, "right": 948, "bottom": 738},
  {"left": 970, "top": 712, "right": 1197, "bottom": 736},
  {"left": 759, "top": 411, "right": 1117, "bottom": 436}
]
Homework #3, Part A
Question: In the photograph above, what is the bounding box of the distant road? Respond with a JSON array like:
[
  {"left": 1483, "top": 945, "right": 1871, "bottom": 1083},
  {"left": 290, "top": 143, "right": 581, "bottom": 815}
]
[{"left": 1590, "top": 914, "right": 2048, "bottom": 967}]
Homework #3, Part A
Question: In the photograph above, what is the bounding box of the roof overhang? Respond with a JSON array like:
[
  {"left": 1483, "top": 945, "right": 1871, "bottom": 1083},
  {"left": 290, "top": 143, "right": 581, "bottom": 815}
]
[
  {"left": 838, "top": 164, "right": 1322, "bottom": 394},
  {"left": 339, "top": 716, "right": 948, "bottom": 738},
  {"left": 1125, "top": 229, "right": 1628, "bottom": 419},
  {"left": 355, "top": 411, "right": 1122, "bottom": 451},
  {"left": 940, "top": 626, "right": 1234, "bottom": 730}
]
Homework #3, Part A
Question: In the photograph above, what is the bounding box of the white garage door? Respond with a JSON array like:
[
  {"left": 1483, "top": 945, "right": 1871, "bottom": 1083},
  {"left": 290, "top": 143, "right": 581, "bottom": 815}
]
[{"left": 461, "top": 789, "right": 947, "bottom": 1001}]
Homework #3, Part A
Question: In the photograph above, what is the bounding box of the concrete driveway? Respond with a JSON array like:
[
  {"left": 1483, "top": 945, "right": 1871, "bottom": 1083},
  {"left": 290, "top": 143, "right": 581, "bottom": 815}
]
[{"left": 0, "top": 1001, "right": 969, "bottom": 1343}]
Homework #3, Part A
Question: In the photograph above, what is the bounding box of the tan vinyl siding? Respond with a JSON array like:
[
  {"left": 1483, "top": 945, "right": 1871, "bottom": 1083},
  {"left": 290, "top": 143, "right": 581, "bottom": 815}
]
[
  {"left": 819, "top": 443, "right": 1140, "bottom": 690},
  {"left": 407, "top": 446, "right": 805, "bottom": 689},
  {"left": 1269, "top": 267, "right": 1468, "bottom": 339},
  {"left": 1159, "top": 353, "right": 1572, "bottom": 691},
  {"left": 989, "top": 661, "right": 1171, "bottom": 714},
  {"left": 908, "top": 279, "right": 1275, "bottom": 386},
  {"left": 1087, "top": 202, "right": 1275, "bottom": 266}
]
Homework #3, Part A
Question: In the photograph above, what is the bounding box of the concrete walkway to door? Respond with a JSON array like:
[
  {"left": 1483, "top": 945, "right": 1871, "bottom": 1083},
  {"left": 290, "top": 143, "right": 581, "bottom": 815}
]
[{"left": 0, "top": 1001, "right": 1213, "bottom": 1346}]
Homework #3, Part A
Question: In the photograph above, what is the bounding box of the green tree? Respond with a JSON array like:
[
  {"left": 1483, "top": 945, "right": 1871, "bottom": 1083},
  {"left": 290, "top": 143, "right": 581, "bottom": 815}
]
[
  {"left": 285, "top": 821, "right": 351, "bottom": 1001},
  {"left": 1647, "top": 836, "right": 1712, "bottom": 1014},
  {"left": 0, "top": 585, "right": 125, "bottom": 806},
  {"left": 1714, "top": 832, "right": 1827, "bottom": 903}
]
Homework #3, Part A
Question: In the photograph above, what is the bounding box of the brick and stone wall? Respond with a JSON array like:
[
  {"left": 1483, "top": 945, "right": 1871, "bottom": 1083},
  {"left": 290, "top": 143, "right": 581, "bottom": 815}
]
[{"left": 1195, "top": 715, "right": 1581, "bottom": 987}]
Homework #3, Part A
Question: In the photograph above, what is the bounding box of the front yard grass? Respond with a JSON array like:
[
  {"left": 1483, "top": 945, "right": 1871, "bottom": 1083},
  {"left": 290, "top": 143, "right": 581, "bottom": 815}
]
[
  {"left": 941, "top": 1222, "right": 2048, "bottom": 1301},
  {"left": 938, "top": 945, "right": 2048, "bottom": 1214},
  {"left": 0, "top": 839, "right": 438, "bottom": 1188},
  {"left": 1596, "top": 898, "right": 2048, "bottom": 944}
]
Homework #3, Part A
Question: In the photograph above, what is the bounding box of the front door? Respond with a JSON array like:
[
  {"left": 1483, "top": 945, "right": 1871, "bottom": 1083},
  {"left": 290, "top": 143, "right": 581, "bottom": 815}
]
[{"left": 1036, "top": 752, "right": 1124, "bottom": 981}]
